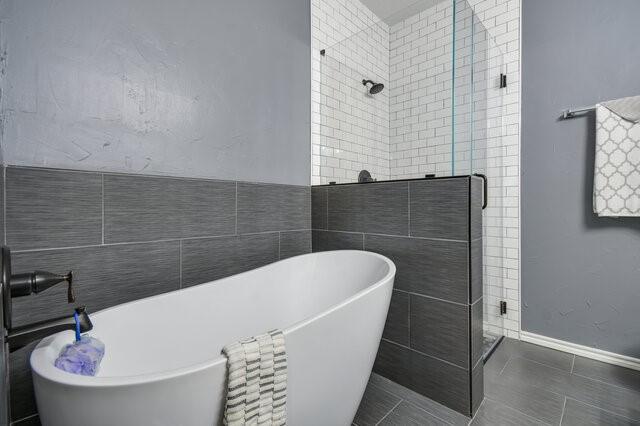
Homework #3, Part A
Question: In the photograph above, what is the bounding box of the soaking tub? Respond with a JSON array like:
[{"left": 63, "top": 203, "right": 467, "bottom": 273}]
[{"left": 30, "top": 250, "right": 395, "bottom": 426}]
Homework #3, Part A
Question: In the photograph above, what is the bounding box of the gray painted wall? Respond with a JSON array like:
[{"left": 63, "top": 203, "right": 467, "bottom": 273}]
[
  {"left": 522, "top": 0, "right": 640, "bottom": 357},
  {"left": 0, "top": 0, "right": 310, "bottom": 186}
]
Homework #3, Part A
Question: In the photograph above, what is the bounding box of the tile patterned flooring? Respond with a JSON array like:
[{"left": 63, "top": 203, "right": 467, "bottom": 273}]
[{"left": 355, "top": 338, "right": 640, "bottom": 425}]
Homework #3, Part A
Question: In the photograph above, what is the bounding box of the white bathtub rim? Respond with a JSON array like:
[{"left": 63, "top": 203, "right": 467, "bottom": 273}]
[{"left": 30, "top": 250, "right": 396, "bottom": 388}]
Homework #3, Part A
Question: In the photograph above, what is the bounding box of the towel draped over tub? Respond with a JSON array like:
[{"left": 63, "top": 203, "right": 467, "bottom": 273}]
[{"left": 222, "top": 329, "right": 287, "bottom": 425}]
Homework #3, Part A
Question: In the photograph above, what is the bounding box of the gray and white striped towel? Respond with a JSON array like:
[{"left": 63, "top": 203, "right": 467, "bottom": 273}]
[{"left": 222, "top": 330, "right": 287, "bottom": 425}]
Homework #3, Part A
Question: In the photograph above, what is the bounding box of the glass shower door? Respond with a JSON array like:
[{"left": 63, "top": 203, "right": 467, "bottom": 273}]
[{"left": 454, "top": 0, "right": 507, "bottom": 356}]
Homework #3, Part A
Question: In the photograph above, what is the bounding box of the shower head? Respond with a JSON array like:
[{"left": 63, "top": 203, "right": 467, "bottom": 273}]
[{"left": 362, "top": 79, "right": 384, "bottom": 95}]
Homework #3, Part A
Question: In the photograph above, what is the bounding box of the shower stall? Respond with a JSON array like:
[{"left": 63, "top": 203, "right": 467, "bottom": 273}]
[{"left": 312, "top": 0, "right": 508, "bottom": 364}]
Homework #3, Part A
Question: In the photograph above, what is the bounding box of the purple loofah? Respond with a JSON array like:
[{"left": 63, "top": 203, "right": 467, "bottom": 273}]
[{"left": 54, "top": 336, "right": 105, "bottom": 376}]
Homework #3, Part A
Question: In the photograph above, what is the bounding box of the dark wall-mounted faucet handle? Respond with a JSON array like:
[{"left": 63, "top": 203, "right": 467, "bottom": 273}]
[{"left": 11, "top": 270, "right": 75, "bottom": 302}]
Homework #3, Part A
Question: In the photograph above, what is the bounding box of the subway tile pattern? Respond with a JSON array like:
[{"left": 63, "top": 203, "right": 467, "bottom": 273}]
[
  {"left": 3, "top": 166, "right": 311, "bottom": 423},
  {"left": 312, "top": 177, "right": 483, "bottom": 416}
]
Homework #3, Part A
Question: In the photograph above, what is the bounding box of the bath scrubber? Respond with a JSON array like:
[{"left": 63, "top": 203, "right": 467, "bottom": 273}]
[{"left": 54, "top": 335, "right": 105, "bottom": 376}]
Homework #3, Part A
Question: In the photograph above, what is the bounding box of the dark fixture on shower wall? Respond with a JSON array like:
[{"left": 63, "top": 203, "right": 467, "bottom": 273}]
[{"left": 362, "top": 79, "right": 384, "bottom": 95}]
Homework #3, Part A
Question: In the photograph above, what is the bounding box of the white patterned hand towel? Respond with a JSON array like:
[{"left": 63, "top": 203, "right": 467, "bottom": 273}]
[
  {"left": 222, "top": 330, "right": 287, "bottom": 426},
  {"left": 594, "top": 95, "right": 640, "bottom": 216}
]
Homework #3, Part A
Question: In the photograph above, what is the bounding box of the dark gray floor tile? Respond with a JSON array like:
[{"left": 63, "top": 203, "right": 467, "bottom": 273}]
[
  {"left": 470, "top": 238, "right": 482, "bottom": 303},
  {"left": 104, "top": 174, "right": 236, "bottom": 243},
  {"left": 484, "top": 338, "right": 517, "bottom": 376},
  {"left": 562, "top": 398, "right": 640, "bottom": 426},
  {"left": 181, "top": 233, "right": 279, "bottom": 287},
  {"left": 365, "top": 234, "right": 468, "bottom": 303},
  {"left": 237, "top": 182, "right": 310, "bottom": 233},
  {"left": 369, "top": 374, "right": 470, "bottom": 426},
  {"left": 409, "top": 178, "right": 469, "bottom": 241},
  {"left": 470, "top": 399, "right": 547, "bottom": 426},
  {"left": 327, "top": 182, "right": 408, "bottom": 236},
  {"left": 572, "top": 356, "right": 640, "bottom": 393},
  {"left": 471, "top": 299, "right": 483, "bottom": 367},
  {"left": 279, "top": 230, "right": 311, "bottom": 260},
  {"left": 312, "top": 187, "right": 328, "bottom": 230},
  {"left": 485, "top": 363, "right": 565, "bottom": 425},
  {"left": 383, "top": 290, "right": 409, "bottom": 346},
  {"left": 470, "top": 176, "right": 483, "bottom": 241},
  {"left": 10, "top": 241, "right": 180, "bottom": 327},
  {"left": 12, "top": 414, "right": 40, "bottom": 426},
  {"left": 374, "top": 340, "right": 470, "bottom": 415},
  {"left": 6, "top": 167, "right": 102, "bottom": 250},
  {"left": 515, "top": 341, "right": 574, "bottom": 372},
  {"left": 353, "top": 382, "right": 401, "bottom": 426},
  {"left": 410, "top": 294, "right": 469, "bottom": 368},
  {"left": 312, "top": 230, "right": 363, "bottom": 252},
  {"left": 503, "top": 356, "right": 640, "bottom": 421},
  {"left": 378, "top": 401, "right": 448, "bottom": 425}
]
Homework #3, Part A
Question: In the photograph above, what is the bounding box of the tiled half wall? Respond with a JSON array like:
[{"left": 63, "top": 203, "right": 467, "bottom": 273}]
[
  {"left": 2, "top": 166, "right": 311, "bottom": 424},
  {"left": 312, "top": 176, "right": 484, "bottom": 416}
]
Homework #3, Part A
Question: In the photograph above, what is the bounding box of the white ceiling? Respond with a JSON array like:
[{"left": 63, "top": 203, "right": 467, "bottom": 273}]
[{"left": 360, "top": 0, "right": 446, "bottom": 26}]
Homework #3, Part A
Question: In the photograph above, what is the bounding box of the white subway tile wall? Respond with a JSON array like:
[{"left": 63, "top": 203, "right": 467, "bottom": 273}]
[
  {"left": 311, "top": 0, "right": 521, "bottom": 338},
  {"left": 311, "top": 0, "right": 390, "bottom": 185}
]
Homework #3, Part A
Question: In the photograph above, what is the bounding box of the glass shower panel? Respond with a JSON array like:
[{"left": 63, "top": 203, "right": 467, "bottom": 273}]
[
  {"left": 456, "top": 2, "right": 507, "bottom": 353},
  {"left": 316, "top": 18, "right": 390, "bottom": 184}
]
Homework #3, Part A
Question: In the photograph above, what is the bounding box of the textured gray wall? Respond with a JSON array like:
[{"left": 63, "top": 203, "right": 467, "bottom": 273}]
[
  {"left": 522, "top": 0, "right": 640, "bottom": 357},
  {"left": 0, "top": 0, "right": 310, "bottom": 185}
]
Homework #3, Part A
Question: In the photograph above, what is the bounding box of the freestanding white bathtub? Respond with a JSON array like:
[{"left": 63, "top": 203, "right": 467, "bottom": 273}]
[{"left": 30, "top": 250, "right": 395, "bottom": 426}]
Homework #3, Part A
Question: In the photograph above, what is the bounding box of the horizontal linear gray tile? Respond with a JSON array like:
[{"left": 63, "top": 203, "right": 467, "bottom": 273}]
[
  {"left": 409, "top": 179, "right": 469, "bottom": 241},
  {"left": 0, "top": 168, "right": 4, "bottom": 246},
  {"left": 383, "top": 290, "right": 409, "bottom": 346},
  {"left": 572, "top": 355, "right": 640, "bottom": 393},
  {"left": 328, "top": 182, "right": 408, "bottom": 236},
  {"left": 10, "top": 241, "right": 180, "bottom": 327},
  {"left": 312, "top": 230, "right": 363, "bottom": 252},
  {"left": 6, "top": 167, "right": 102, "bottom": 250},
  {"left": 503, "top": 356, "right": 640, "bottom": 421},
  {"left": 562, "top": 397, "right": 640, "bottom": 426},
  {"left": 104, "top": 174, "right": 235, "bottom": 243},
  {"left": 374, "top": 340, "right": 470, "bottom": 415},
  {"left": 237, "top": 182, "right": 310, "bottom": 234},
  {"left": 470, "top": 176, "right": 483, "bottom": 241},
  {"left": 470, "top": 399, "right": 545, "bottom": 426},
  {"left": 378, "top": 401, "right": 445, "bottom": 426},
  {"left": 365, "top": 234, "right": 468, "bottom": 303},
  {"left": 410, "top": 294, "right": 469, "bottom": 368},
  {"left": 311, "top": 187, "right": 328, "bottom": 230},
  {"left": 181, "top": 233, "right": 279, "bottom": 287},
  {"left": 471, "top": 299, "right": 483, "bottom": 368},
  {"left": 353, "top": 381, "right": 401, "bottom": 426},
  {"left": 369, "top": 374, "right": 470, "bottom": 426},
  {"left": 471, "top": 361, "right": 484, "bottom": 416},
  {"left": 470, "top": 238, "right": 482, "bottom": 304},
  {"left": 9, "top": 342, "right": 38, "bottom": 421},
  {"left": 515, "top": 341, "right": 574, "bottom": 372},
  {"left": 279, "top": 230, "right": 311, "bottom": 260},
  {"left": 485, "top": 362, "right": 565, "bottom": 425}
]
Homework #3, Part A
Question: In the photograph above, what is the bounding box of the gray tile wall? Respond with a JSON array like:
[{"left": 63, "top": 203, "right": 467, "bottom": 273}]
[
  {"left": 311, "top": 177, "right": 484, "bottom": 417},
  {"left": 3, "top": 166, "right": 311, "bottom": 424}
]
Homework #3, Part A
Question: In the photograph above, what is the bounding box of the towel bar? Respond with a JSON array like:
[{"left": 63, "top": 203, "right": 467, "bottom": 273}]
[{"left": 561, "top": 106, "right": 596, "bottom": 119}]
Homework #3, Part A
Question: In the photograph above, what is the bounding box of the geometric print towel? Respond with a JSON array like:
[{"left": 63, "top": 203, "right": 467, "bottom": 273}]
[
  {"left": 593, "top": 104, "right": 640, "bottom": 216},
  {"left": 222, "top": 330, "right": 287, "bottom": 425}
]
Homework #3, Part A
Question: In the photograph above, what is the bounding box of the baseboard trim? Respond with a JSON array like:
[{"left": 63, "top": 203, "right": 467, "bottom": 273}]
[{"left": 520, "top": 331, "right": 640, "bottom": 372}]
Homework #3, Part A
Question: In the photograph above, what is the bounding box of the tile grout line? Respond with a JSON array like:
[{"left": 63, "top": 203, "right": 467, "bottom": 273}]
[
  {"left": 11, "top": 412, "right": 39, "bottom": 425},
  {"left": 381, "top": 338, "right": 469, "bottom": 370},
  {"left": 393, "top": 288, "right": 469, "bottom": 307},
  {"left": 570, "top": 355, "right": 575, "bottom": 373},
  {"left": 559, "top": 396, "right": 567, "bottom": 425},
  {"left": 563, "top": 396, "right": 640, "bottom": 423},
  {"left": 374, "top": 400, "right": 403, "bottom": 426}
]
